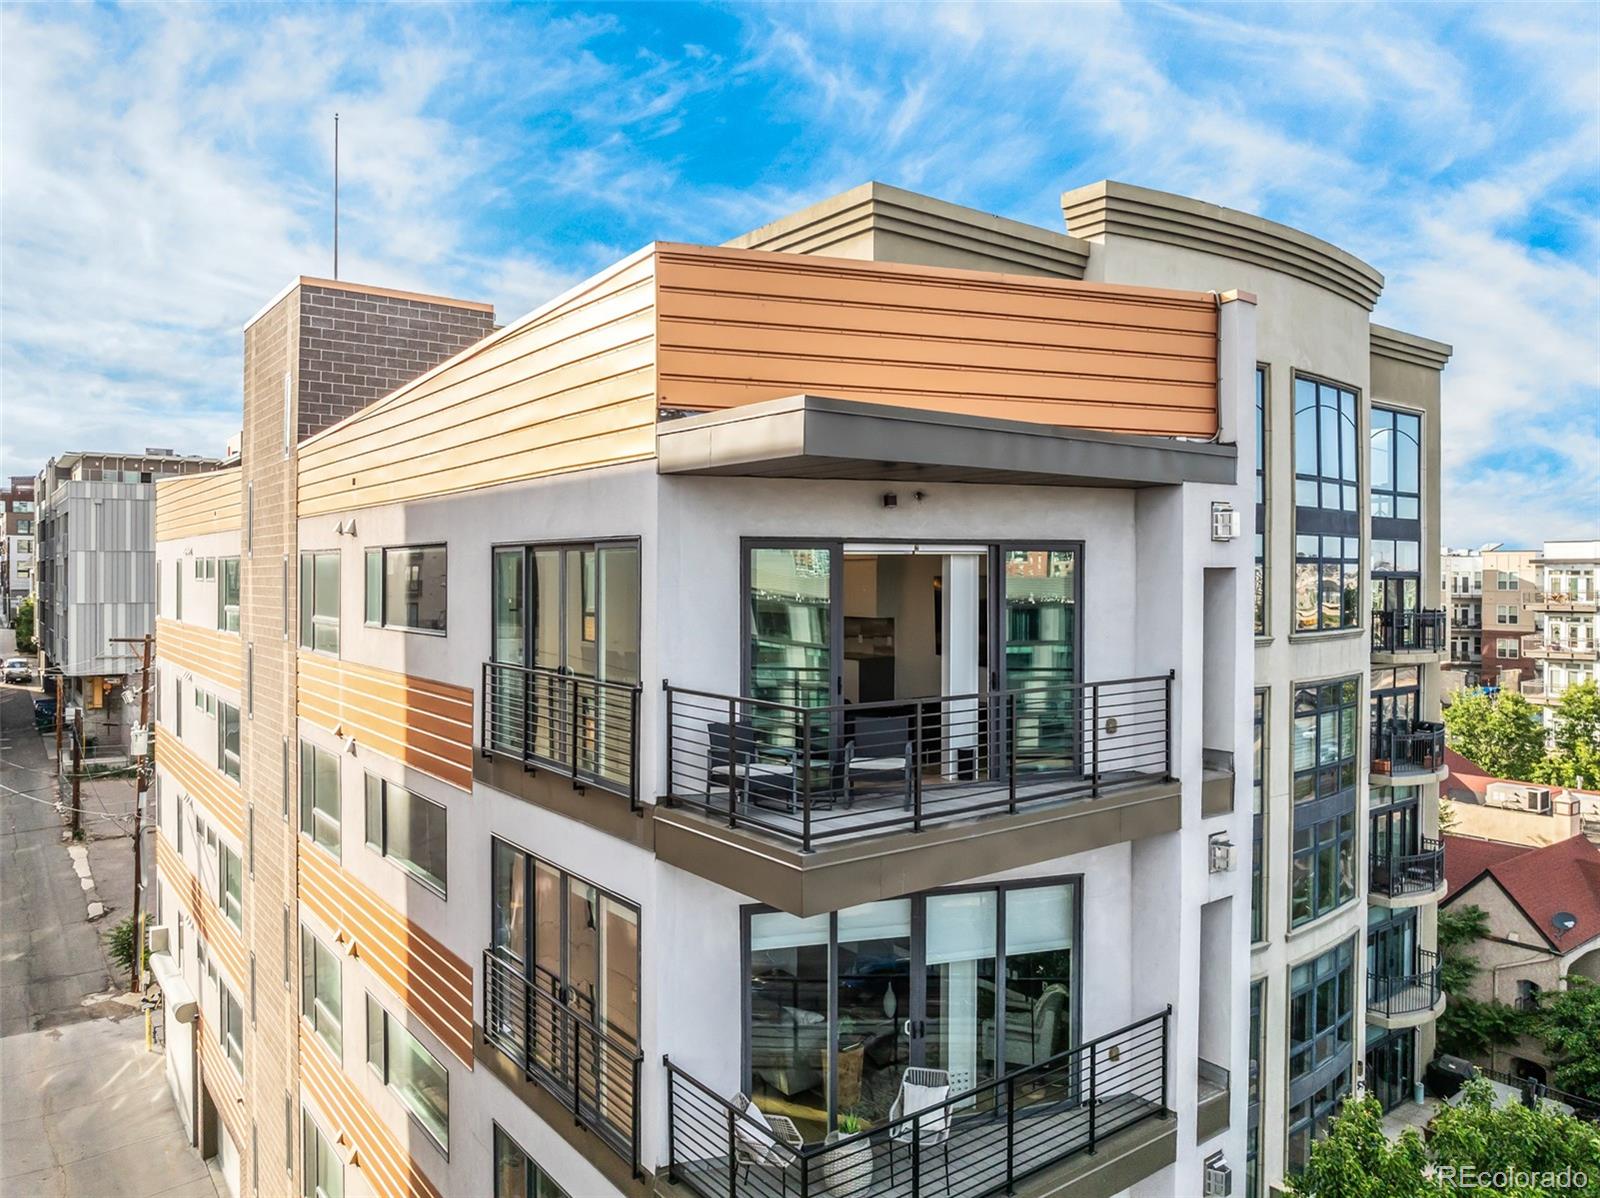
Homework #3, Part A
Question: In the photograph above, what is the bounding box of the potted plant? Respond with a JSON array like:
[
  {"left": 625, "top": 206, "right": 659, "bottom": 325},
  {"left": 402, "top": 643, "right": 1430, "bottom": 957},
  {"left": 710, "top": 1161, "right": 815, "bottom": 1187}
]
[{"left": 821, "top": 1112, "right": 874, "bottom": 1195}]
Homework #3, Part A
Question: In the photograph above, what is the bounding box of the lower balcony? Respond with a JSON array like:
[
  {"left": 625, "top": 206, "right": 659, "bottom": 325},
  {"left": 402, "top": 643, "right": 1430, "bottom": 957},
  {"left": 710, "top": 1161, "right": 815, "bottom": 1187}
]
[
  {"left": 662, "top": 1008, "right": 1171, "bottom": 1198},
  {"left": 1370, "top": 721, "right": 1446, "bottom": 784},
  {"left": 481, "top": 661, "right": 643, "bottom": 805},
  {"left": 1367, "top": 950, "right": 1443, "bottom": 1029},
  {"left": 482, "top": 951, "right": 645, "bottom": 1176},
  {"left": 1371, "top": 609, "right": 1445, "bottom": 657},
  {"left": 1369, "top": 837, "right": 1445, "bottom": 903}
]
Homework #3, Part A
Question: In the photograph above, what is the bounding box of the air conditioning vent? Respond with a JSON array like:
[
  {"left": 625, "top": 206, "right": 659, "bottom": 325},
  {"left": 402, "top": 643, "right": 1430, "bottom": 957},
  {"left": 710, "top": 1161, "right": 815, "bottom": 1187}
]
[{"left": 1211, "top": 502, "right": 1240, "bottom": 541}]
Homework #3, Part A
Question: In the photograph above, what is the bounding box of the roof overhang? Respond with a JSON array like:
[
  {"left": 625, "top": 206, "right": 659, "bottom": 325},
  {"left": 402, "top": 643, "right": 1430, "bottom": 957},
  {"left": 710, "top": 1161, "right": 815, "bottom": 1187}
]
[{"left": 656, "top": 394, "right": 1236, "bottom": 489}]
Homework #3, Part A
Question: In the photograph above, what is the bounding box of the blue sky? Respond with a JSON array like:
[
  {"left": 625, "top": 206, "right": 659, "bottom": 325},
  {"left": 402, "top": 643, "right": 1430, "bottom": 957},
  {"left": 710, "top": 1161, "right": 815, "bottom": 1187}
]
[{"left": 3, "top": 2, "right": 1596, "bottom": 546}]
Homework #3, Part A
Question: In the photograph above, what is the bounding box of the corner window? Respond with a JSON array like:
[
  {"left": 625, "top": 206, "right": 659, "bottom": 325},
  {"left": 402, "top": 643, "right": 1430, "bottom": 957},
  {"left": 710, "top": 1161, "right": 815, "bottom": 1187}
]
[
  {"left": 219, "top": 701, "right": 241, "bottom": 783},
  {"left": 1289, "top": 938, "right": 1355, "bottom": 1083},
  {"left": 365, "top": 545, "right": 447, "bottom": 633},
  {"left": 219, "top": 557, "right": 241, "bottom": 632},
  {"left": 299, "top": 551, "right": 340, "bottom": 654},
  {"left": 364, "top": 775, "right": 446, "bottom": 895},
  {"left": 365, "top": 995, "right": 450, "bottom": 1152},
  {"left": 299, "top": 741, "right": 341, "bottom": 858},
  {"left": 1292, "top": 376, "right": 1361, "bottom": 631},
  {"left": 300, "top": 927, "right": 343, "bottom": 1058},
  {"left": 1290, "top": 679, "right": 1358, "bottom": 927}
]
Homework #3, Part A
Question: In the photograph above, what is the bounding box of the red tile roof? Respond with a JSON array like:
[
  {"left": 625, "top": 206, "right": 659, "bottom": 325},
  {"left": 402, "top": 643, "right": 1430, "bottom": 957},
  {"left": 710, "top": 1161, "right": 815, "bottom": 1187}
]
[
  {"left": 1443, "top": 748, "right": 1492, "bottom": 803},
  {"left": 1443, "top": 833, "right": 1600, "bottom": 951}
]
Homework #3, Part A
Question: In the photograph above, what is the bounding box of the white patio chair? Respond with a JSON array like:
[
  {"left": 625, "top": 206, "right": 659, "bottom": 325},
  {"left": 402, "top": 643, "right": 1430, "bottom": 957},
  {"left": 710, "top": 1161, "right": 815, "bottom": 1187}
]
[
  {"left": 730, "top": 1092, "right": 804, "bottom": 1196},
  {"left": 887, "top": 1067, "right": 952, "bottom": 1186}
]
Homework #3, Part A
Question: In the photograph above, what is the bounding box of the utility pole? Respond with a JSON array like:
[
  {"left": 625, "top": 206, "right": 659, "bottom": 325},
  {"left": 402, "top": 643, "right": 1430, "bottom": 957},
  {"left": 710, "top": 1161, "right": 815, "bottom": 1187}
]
[
  {"left": 70, "top": 706, "right": 82, "bottom": 839},
  {"left": 54, "top": 672, "right": 63, "bottom": 769},
  {"left": 114, "top": 634, "right": 154, "bottom": 990}
]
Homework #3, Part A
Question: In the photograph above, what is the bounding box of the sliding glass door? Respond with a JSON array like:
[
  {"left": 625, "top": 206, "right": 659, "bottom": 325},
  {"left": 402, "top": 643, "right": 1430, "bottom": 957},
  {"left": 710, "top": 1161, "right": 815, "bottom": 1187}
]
[
  {"left": 997, "top": 547, "right": 1080, "bottom": 774},
  {"left": 745, "top": 543, "right": 841, "bottom": 708}
]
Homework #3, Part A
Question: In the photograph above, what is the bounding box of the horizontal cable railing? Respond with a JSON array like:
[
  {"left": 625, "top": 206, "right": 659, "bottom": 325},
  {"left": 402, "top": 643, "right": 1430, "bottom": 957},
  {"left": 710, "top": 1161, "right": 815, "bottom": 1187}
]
[
  {"left": 665, "top": 1006, "right": 1170, "bottom": 1198},
  {"left": 481, "top": 661, "right": 641, "bottom": 807},
  {"left": 1371, "top": 608, "right": 1445, "bottom": 654},
  {"left": 482, "top": 951, "right": 643, "bottom": 1175},
  {"left": 663, "top": 674, "right": 1173, "bottom": 851},
  {"left": 1371, "top": 721, "right": 1445, "bottom": 777},
  {"left": 1474, "top": 1066, "right": 1600, "bottom": 1123},
  {"left": 1369, "top": 836, "right": 1444, "bottom": 897},
  {"left": 1367, "top": 948, "right": 1440, "bottom": 1017}
]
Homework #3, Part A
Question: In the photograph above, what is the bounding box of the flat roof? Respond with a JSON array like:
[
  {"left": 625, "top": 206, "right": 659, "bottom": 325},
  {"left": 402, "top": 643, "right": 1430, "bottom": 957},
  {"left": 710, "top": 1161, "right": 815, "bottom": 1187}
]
[{"left": 656, "top": 394, "right": 1236, "bottom": 489}]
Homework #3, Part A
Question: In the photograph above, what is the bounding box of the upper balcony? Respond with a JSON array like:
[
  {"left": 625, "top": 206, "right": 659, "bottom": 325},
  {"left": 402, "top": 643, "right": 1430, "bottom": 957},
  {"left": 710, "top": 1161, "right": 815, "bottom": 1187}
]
[
  {"left": 1521, "top": 634, "right": 1598, "bottom": 662},
  {"left": 1530, "top": 592, "right": 1597, "bottom": 615},
  {"left": 1371, "top": 608, "right": 1445, "bottom": 659},
  {"left": 1369, "top": 835, "right": 1445, "bottom": 904},
  {"left": 657, "top": 675, "right": 1178, "bottom": 914},
  {"left": 1367, "top": 949, "right": 1444, "bottom": 1029},
  {"left": 1370, "top": 720, "right": 1446, "bottom": 785}
]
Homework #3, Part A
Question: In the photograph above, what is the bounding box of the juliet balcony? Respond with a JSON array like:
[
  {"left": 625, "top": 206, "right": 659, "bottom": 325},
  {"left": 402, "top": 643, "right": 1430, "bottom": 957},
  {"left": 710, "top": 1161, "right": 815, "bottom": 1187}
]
[{"left": 654, "top": 676, "right": 1180, "bottom": 914}]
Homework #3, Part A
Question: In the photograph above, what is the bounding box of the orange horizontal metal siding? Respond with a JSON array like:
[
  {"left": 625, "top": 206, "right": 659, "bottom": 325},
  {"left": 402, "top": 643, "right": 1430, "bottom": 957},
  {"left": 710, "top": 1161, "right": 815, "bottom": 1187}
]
[
  {"left": 156, "top": 469, "right": 242, "bottom": 541},
  {"left": 155, "top": 722, "right": 245, "bottom": 842},
  {"left": 654, "top": 243, "right": 1219, "bottom": 437},
  {"left": 295, "top": 653, "right": 474, "bottom": 792},
  {"left": 156, "top": 830, "right": 248, "bottom": 986},
  {"left": 157, "top": 618, "right": 244, "bottom": 692},
  {"left": 297, "top": 842, "right": 474, "bottom": 1069}
]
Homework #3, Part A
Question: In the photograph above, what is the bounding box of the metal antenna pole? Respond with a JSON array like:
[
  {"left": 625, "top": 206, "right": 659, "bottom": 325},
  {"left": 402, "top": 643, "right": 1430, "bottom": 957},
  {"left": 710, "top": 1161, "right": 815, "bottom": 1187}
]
[{"left": 333, "top": 113, "right": 340, "bottom": 279}]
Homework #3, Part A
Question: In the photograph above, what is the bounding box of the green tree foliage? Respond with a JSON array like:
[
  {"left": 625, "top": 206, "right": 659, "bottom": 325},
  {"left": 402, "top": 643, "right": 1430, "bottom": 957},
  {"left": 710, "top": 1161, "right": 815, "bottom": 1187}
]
[
  {"left": 13, "top": 596, "right": 36, "bottom": 653},
  {"left": 1442, "top": 688, "right": 1546, "bottom": 781},
  {"left": 1530, "top": 680, "right": 1600, "bottom": 789},
  {"left": 1291, "top": 1081, "right": 1600, "bottom": 1198},
  {"left": 1436, "top": 906, "right": 1524, "bottom": 1059},
  {"left": 1525, "top": 977, "right": 1600, "bottom": 1103}
]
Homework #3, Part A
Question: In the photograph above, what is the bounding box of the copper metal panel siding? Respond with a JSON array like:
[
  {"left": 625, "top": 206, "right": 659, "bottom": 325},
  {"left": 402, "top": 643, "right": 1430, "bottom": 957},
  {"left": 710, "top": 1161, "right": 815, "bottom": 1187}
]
[
  {"left": 156, "top": 617, "right": 244, "bottom": 692},
  {"left": 155, "top": 722, "right": 245, "bottom": 843},
  {"left": 155, "top": 468, "right": 243, "bottom": 541},
  {"left": 295, "top": 252, "right": 658, "bottom": 517},
  {"left": 655, "top": 243, "right": 1219, "bottom": 436}
]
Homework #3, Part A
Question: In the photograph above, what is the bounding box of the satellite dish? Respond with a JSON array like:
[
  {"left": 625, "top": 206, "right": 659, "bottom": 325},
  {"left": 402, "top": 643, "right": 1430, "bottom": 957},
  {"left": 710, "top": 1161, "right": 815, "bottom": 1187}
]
[{"left": 1552, "top": 911, "right": 1578, "bottom": 934}]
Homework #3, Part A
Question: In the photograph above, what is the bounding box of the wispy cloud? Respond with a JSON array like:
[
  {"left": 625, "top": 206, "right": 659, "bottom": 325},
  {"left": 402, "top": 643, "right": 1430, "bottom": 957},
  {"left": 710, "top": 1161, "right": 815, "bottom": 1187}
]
[{"left": 1, "top": 1, "right": 1594, "bottom": 546}]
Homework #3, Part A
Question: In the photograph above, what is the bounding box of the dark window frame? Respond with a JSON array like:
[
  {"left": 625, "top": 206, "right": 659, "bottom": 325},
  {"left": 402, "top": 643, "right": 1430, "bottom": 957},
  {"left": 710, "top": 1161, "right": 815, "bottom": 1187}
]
[
  {"left": 1290, "top": 678, "right": 1359, "bottom": 928},
  {"left": 363, "top": 773, "right": 447, "bottom": 897},
  {"left": 364, "top": 543, "right": 448, "bottom": 635},
  {"left": 1291, "top": 374, "right": 1362, "bottom": 633}
]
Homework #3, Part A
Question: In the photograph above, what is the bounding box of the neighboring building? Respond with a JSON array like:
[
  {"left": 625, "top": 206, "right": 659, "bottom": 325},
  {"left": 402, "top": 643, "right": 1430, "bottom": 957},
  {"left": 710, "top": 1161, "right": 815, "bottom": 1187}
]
[
  {"left": 1442, "top": 832, "right": 1600, "bottom": 1083},
  {"left": 1440, "top": 547, "right": 1541, "bottom": 694},
  {"left": 144, "top": 181, "right": 1448, "bottom": 1198},
  {"left": 1525, "top": 540, "right": 1599, "bottom": 716},
  {"left": 33, "top": 449, "right": 224, "bottom": 751},
  {"left": 1442, "top": 748, "right": 1600, "bottom": 848},
  {"left": 1, "top": 475, "right": 36, "bottom": 621},
  {"left": 1441, "top": 547, "right": 1489, "bottom": 690}
]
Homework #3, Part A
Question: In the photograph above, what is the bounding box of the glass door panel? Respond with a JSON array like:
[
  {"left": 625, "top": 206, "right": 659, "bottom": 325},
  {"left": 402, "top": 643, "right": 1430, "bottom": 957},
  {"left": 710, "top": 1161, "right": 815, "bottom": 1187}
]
[
  {"left": 531, "top": 862, "right": 564, "bottom": 1074},
  {"left": 750, "top": 912, "right": 831, "bottom": 1141},
  {"left": 749, "top": 546, "right": 836, "bottom": 709},
  {"left": 1000, "top": 549, "right": 1078, "bottom": 774},
  {"left": 925, "top": 891, "right": 998, "bottom": 1112},
  {"left": 1002, "top": 885, "right": 1075, "bottom": 1069},
  {"left": 837, "top": 900, "right": 911, "bottom": 1130}
]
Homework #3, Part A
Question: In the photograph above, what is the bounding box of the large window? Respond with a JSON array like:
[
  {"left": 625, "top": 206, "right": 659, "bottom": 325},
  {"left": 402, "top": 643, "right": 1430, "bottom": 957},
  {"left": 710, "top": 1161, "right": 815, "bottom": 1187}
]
[
  {"left": 1370, "top": 406, "right": 1422, "bottom": 623},
  {"left": 1290, "top": 679, "right": 1358, "bottom": 927},
  {"left": 219, "top": 557, "right": 241, "bottom": 632},
  {"left": 300, "top": 927, "right": 343, "bottom": 1058},
  {"left": 1247, "top": 978, "right": 1265, "bottom": 1198},
  {"left": 299, "top": 741, "right": 341, "bottom": 858},
  {"left": 221, "top": 981, "right": 245, "bottom": 1075},
  {"left": 219, "top": 842, "right": 242, "bottom": 929},
  {"left": 744, "top": 879, "right": 1079, "bottom": 1141},
  {"left": 364, "top": 775, "right": 447, "bottom": 895},
  {"left": 1251, "top": 690, "right": 1267, "bottom": 944},
  {"left": 1255, "top": 365, "right": 1267, "bottom": 636},
  {"left": 490, "top": 541, "right": 640, "bottom": 683},
  {"left": 365, "top": 545, "right": 447, "bottom": 633},
  {"left": 1289, "top": 937, "right": 1355, "bottom": 1083},
  {"left": 366, "top": 994, "right": 449, "bottom": 1152},
  {"left": 299, "top": 551, "right": 340, "bottom": 654},
  {"left": 1293, "top": 376, "right": 1360, "bottom": 631},
  {"left": 493, "top": 1125, "right": 569, "bottom": 1198},
  {"left": 219, "top": 701, "right": 241, "bottom": 782},
  {"left": 1287, "top": 1072, "right": 1349, "bottom": 1175},
  {"left": 302, "top": 1109, "right": 343, "bottom": 1198}
]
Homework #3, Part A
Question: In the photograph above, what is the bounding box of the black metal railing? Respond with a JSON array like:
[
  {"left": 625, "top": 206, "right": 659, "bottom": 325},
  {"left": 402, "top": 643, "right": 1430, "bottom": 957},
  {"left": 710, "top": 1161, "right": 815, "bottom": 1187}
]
[
  {"left": 1367, "top": 949, "right": 1440, "bottom": 1017},
  {"left": 482, "top": 951, "right": 644, "bottom": 1174},
  {"left": 664, "top": 1007, "right": 1170, "bottom": 1198},
  {"left": 1369, "top": 836, "right": 1445, "bottom": 897},
  {"left": 1474, "top": 1067, "right": 1600, "bottom": 1123},
  {"left": 1371, "top": 721, "right": 1446, "bottom": 778},
  {"left": 663, "top": 674, "right": 1173, "bottom": 852},
  {"left": 481, "top": 662, "right": 642, "bottom": 807},
  {"left": 1372, "top": 609, "right": 1445, "bottom": 654}
]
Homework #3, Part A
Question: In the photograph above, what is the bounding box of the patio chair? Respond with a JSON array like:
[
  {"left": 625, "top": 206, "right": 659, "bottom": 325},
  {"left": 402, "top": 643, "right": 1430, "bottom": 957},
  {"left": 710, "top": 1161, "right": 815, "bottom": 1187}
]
[
  {"left": 887, "top": 1067, "right": 952, "bottom": 1186},
  {"left": 844, "top": 715, "right": 914, "bottom": 809},
  {"left": 707, "top": 720, "right": 796, "bottom": 810},
  {"left": 730, "top": 1093, "right": 805, "bottom": 1196}
]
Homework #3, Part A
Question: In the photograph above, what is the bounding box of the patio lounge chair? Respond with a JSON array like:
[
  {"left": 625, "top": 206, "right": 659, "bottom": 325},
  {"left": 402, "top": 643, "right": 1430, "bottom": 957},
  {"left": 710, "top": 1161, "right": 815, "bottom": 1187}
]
[
  {"left": 845, "top": 715, "right": 914, "bottom": 809},
  {"left": 887, "top": 1067, "right": 952, "bottom": 1186},
  {"left": 730, "top": 1093, "right": 804, "bottom": 1196}
]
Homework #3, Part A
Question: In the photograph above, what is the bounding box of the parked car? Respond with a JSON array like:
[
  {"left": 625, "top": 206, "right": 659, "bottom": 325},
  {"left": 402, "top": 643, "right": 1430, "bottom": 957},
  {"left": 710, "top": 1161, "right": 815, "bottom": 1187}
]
[
  {"left": 4, "top": 657, "right": 34, "bottom": 684},
  {"left": 32, "top": 695, "right": 56, "bottom": 726}
]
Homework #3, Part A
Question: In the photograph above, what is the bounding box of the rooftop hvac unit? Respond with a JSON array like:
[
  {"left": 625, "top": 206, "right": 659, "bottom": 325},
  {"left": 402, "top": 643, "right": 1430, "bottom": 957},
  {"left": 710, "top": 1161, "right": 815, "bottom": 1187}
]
[{"left": 1524, "top": 787, "right": 1553, "bottom": 814}]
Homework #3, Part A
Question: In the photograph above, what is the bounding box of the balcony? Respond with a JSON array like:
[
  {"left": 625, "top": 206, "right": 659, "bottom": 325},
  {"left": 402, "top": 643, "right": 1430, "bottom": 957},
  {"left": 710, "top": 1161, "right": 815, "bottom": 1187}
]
[
  {"left": 1522, "top": 678, "right": 1547, "bottom": 700},
  {"left": 1371, "top": 609, "right": 1445, "bottom": 657},
  {"left": 1370, "top": 720, "right": 1446, "bottom": 783},
  {"left": 1530, "top": 593, "right": 1597, "bottom": 615},
  {"left": 657, "top": 676, "right": 1179, "bottom": 913},
  {"left": 1521, "top": 636, "right": 1598, "bottom": 662},
  {"left": 1369, "top": 836, "right": 1444, "bottom": 901},
  {"left": 482, "top": 951, "right": 644, "bottom": 1175},
  {"left": 1367, "top": 949, "right": 1443, "bottom": 1026},
  {"left": 480, "top": 662, "right": 643, "bottom": 807},
  {"left": 663, "top": 1008, "right": 1171, "bottom": 1198}
]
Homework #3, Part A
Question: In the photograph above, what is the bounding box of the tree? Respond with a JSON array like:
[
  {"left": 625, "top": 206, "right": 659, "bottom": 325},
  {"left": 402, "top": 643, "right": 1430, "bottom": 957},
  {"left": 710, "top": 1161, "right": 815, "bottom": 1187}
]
[
  {"left": 1442, "top": 688, "right": 1546, "bottom": 781},
  {"left": 1530, "top": 680, "right": 1600, "bottom": 789},
  {"left": 13, "top": 595, "right": 35, "bottom": 653},
  {"left": 1290, "top": 1081, "right": 1600, "bottom": 1198},
  {"left": 1436, "top": 905, "right": 1523, "bottom": 1059},
  {"left": 1526, "top": 976, "right": 1600, "bottom": 1102}
]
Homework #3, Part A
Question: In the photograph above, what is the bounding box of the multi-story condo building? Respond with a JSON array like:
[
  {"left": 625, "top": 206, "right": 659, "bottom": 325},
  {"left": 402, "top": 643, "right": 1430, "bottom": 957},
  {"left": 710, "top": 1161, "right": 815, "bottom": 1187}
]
[
  {"left": 34, "top": 449, "right": 224, "bottom": 748},
  {"left": 144, "top": 180, "right": 1446, "bottom": 1198},
  {"left": 1, "top": 475, "right": 36, "bottom": 621},
  {"left": 1525, "top": 539, "right": 1599, "bottom": 714},
  {"left": 1440, "top": 547, "right": 1541, "bottom": 694}
]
